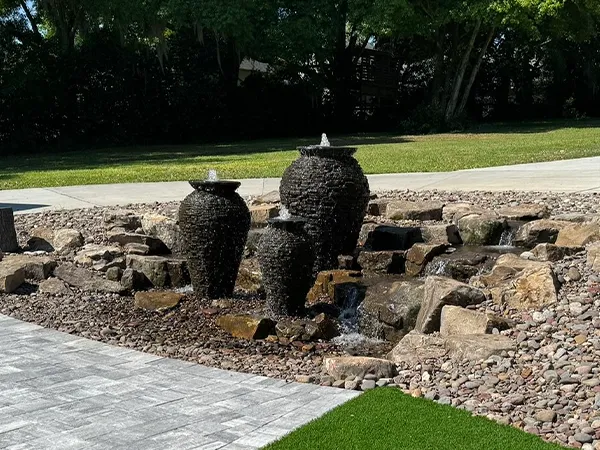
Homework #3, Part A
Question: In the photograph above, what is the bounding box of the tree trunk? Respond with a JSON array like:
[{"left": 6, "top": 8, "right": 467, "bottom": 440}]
[
  {"left": 445, "top": 19, "right": 481, "bottom": 120},
  {"left": 0, "top": 208, "right": 19, "bottom": 253},
  {"left": 430, "top": 28, "right": 446, "bottom": 108},
  {"left": 456, "top": 27, "right": 496, "bottom": 117}
]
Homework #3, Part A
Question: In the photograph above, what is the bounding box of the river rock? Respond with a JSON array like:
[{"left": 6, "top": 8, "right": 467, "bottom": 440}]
[
  {"left": 415, "top": 276, "right": 486, "bottom": 333},
  {"left": 141, "top": 213, "right": 182, "bottom": 255},
  {"left": 0, "top": 263, "right": 24, "bottom": 293},
  {"left": 420, "top": 224, "right": 462, "bottom": 245},
  {"left": 387, "top": 331, "right": 448, "bottom": 365},
  {"left": 358, "top": 280, "right": 424, "bottom": 341},
  {"left": 457, "top": 214, "right": 506, "bottom": 246},
  {"left": 134, "top": 291, "right": 183, "bottom": 311},
  {"left": 555, "top": 222, "right": 600, "bottom": 247},
  {"left": 440, "top": 305, "right": 511, "bottom": 336},
  {"left": 497, "top": 204, "right": 550, "bottom": 221},
  {"left": 405, "top": 243, "right": 448, "bottom": 277},
  {"left": 385, "top": 201, "right": 444, "bottom": 221},
  {"left": 323, "top": 356, "right": 395, "bottom": 380},
  {"left": 513, "top": 219, "right": 571, "bottom": 248},
  {"left": 53, "top": 263, "right": 126, "bottom": 294},
  {"left": 359, "top": 224, "right": 423, "bottom": 251},
  {"left": 1, "top": 254, "right": 56, "bottom": 280},
  {"left": 215, "top": 315, "right": 276, "bottom": 340},
  {"left": 357, "top": 250, "right": 405, "bottom": 274},
  {"left": 444, "top": 334, "right": 515, "bottom": 361},
  {"left": 588, "top": 244, "right": 600, "bottom": 273},
  {"left": 103, "top": 209, "right": 142, "bottom": 231}
]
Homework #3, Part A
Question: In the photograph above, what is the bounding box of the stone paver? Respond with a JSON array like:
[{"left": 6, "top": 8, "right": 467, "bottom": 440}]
[
  {"left": 2, "top": 157, "right": 599, "bottom": 214},
  {"left": 0, "top": 314, "right": 359, "bottom": 449}
]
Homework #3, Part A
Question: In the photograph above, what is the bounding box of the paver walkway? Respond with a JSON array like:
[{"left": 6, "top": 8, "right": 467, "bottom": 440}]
[
  {"left": 0, "top": 314, "right": 358, "bottom": 449},
  {"left": 2, "top": 157, "right": 599, "bottom": 214}
]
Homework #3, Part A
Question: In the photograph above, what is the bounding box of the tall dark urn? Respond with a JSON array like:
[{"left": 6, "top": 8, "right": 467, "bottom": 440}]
[
  {"left": 280, "top": 146, "right": 370, "bottom": 274},
  {"left": 179, "top": 180, "right": 250, "bottom": 299},
  {"left": 257, "top": 217, "right": 314, "bottom": 316}
]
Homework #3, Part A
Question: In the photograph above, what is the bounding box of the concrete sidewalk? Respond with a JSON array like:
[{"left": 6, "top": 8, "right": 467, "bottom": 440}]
[{"left": 2, "top": 157, "right": 599, "bottom": 214}]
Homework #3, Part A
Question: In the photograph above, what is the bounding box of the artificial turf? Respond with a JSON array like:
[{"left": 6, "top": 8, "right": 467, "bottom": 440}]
[{"left": 264, "top": 388, "right": 566, "bottom": 450}]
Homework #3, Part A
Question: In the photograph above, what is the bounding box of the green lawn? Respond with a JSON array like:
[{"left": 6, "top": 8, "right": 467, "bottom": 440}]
[
  {"left": 2, "top": 120, "right": 600, "bottom": 190},
  {"left": 264, "top": 388, "right": 565, "bottom": 450}
]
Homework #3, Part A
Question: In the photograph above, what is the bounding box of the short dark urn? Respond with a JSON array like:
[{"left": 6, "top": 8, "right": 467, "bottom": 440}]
[
  {"left": 179, "top": 180, "right": 250, "bottom": 299},
  {"left": 257, "top": 217, "right": 314, "bottom": 316},
  {"left": 280, "top": 146, "right": 370, "bottom": 274}
]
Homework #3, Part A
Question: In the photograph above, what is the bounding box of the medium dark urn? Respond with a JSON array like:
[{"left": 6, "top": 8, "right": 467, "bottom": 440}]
[
  {"left": 257, "top": 217, "right": 314, "bottom": 316},
  {"left": 280, "top": 146, "right": 370, "bottom": 274},
  {"left": 179, "top": 180, "right": 250, "bottom": 299}
]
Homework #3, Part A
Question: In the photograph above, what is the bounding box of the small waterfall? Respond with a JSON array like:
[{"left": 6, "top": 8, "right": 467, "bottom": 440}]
[
  {"left": 499, "top": 228, "right": 516, "bottom": 246},
  {"left": 425, "top": 258, "right": 450, "bottom": 276},
  {"left": 332, "top": 286, "right": 384, "bottom": 347}
]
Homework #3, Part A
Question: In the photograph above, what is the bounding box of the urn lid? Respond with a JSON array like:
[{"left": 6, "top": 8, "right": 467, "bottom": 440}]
[
  {"left": 297, "top": 145, "right": 357, "bottom": 158},
  {"left": 189, "top": 180, "right": 241, "bottom": 193}
]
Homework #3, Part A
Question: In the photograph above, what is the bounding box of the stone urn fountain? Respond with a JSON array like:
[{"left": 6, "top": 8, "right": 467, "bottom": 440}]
[
  {"left": 257, "top": 208, "right": 314, "bottom": 316},
  {"left": 179, "top": 171, "right": 250, "bottom": 299},
  {"left": 280, "top": 134, "right": 370, "bottom": 274}
]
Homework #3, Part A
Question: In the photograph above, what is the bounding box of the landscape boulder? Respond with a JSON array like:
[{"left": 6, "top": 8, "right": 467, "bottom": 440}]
[
  {"left": 497, "top": 204, "right": 549, "bottom": 221},
  {"left": 38, "top": 278, "right": 72, "bottom": 295},
  {"left": 306, "top": 270, "right": 363, "bottom": 305},
  {"left": 442, "top": 203, "right": 490, "bottom": 223},
  {"left": 444, "top": 334, "right": 515, "bottom": 361},
  {"left": 141, "top": 214, "right": 182, "bottom": 254},
  {"left": 54, "top": 263, "right": 126, "bottom": 294},
  {"left": 275, "top": 314, "right": 339, "bottom": 341},
  {"left": 134, "top": 291, "right": 183, "bottom": 311},
  {"left": 107, "top": 231, "right": 169, "bottom": 255},
  {"left": 103, "top": 209, "right": 142, "bottom": 231},
  {"left": 0, "top": 263, "right": 24, "bottom": 293},
  {"left": 555, "top": 223, "right": 600, "bottom": 247},
  {"left": 439, "top": 305, "right": 511, "bottom": 337},
  {"left": 359, "top": 224, "right": 423, "bottom": 251},
  {"left": 420, "top": 224, "right": 462, "bottom": 245},
  {"left": 356, "top": 250, "right": 405, "bottom": 274},
  {"left": 385, "top": 201, "right": 444, "bottom": 221},
  {"left": 358, "top": 280, "right": 424, "bottom": 342},
  {"left": 1, "top": 254, "right": 56, "bottom": 280},
  {"left": 125, "top": 254, "right": 189, "bottom": 288},
  {"left": 323, "top": 356, "right": 395, "bottom": 380},
  {"left": 513, "top": 219, "right": 571, "bottom": 248},
  {"left": 216, "top": 315, "right": 276, "bottom": 340},
  {"left": 424, "top": 252, "right": 493, "bottom": 283},
  {"left": 405, "top": 243, "right": 448, "bottom": 277},
  {"left": 531, "top": 243, "right": 584, "bottom": 262},
  {"left": 28, "top": 228, "right": 83, "bottom": 253},
  {"left": 415, "top": 276, "right": 486, "bottom": 333},
  {"left": 121, "top": 268, "right": 150, "bottom": 291},
  {"left": 588, "top": 244, "right": 600, "bottom": 273},
  {"left": 387, "top": 331, "right": 448, "bottom": 365},
  {"left": 457, "top": 214, "right": 506, "bottom": 246},
  {"left": 249, "top": 204, "right": 279, "bottom": 227}
]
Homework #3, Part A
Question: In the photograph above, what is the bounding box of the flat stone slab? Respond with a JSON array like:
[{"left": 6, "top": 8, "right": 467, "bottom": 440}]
[{"left": 0, "top": 314, "right": 358, "bottom": 449}]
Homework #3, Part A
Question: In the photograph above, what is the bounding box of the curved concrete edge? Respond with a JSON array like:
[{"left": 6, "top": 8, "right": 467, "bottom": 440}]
[{"left": 2, "top": 157, "right": 599, "bottom": 214}]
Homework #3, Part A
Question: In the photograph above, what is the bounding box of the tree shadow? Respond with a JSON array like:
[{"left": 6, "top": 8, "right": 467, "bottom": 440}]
[{"left": 467, "top": 118, "right": 600, "bottom": 135}]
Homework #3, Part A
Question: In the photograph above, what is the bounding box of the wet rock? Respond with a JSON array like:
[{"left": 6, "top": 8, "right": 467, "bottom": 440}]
[
  {"left": 425, "top": 251, "right": 492, "bottom": 283},
  {"left": 513, "top": 219, "right": 571, "bottom": 248},
  {"left": 359, "top": 224, "right": 423, "bottom": 251},
  {"left": 385, "top": 201, "right": 444, "bottom": 221},
  {"left": 37, "top": 278, "right": 72, "bottom": 295},
  {"left": 141, "top": 213, "right": 182, "bottom": 255},
  {"left": 497, "top": 204, "right": 550, "bottom": 221},
  {"left": 0, "top": 263, "right": 24, "bottom": 293},
  {"left": 53, "top": 263, "right": 126, "bottom": 294},
  {"left": 457, "top": 214, "right": 506, "bottom": 246},
  {"left": 103, "top": 209, "right": 142, "bottom": 231},
  {"left": 1, "top": 254, "right": 56, "bottom": 280},
  {"left": 215, "top": 315, "right": 276, "bottom": 340},
  {"left": 387, "top": 331, "right": 447, "bottom": 365},
  {"left": 356, "top": 250, "right": 405, "bottom": 274},
  {"left": 445, "top": 334, "right": 514, "bottom": 361},
  {"left": 249, "top": 205, "right": 279, "bottom": 228},
  {"left": 358, "top": 280, "right": 424, "bottom": 342},
  {"left": 323, "top": 356, "right": 395, "bottom": 380},
  {"left": 555, "top": 223, "right": 600, "bottom": 247},
  {"left": 420, "top": 224, "right": 462, "bottom": 245},
  {"left": 405, "top": 243, "right": 448, "bottom": 277},
  {"left": 236, "top": 263, "right": 262, "bottom": 294},
  {"left": 531, "top": 243, "right": 583, "bottom": 262},
  {"left": 415, "top": 276, "right": 486, "bottom": 333},
  {"left": 244, "top": 229, "right": 266, "bottom": 257},
  {"left": 440, "top": 305, "right": 511, "bottom": 337},
  {"left": 306, "top": 270, "right": 363, "bottom": 305},
  {"left": 134, "top": 291, "right": 183, "bottom": 311}
]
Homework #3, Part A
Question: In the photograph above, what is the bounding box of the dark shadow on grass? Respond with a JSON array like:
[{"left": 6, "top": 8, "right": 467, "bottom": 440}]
[
  {"left": 467, "top": 118, "right": 600, "bottom": 134},
  {"left": 0, "top": 203, "right": 49, "bottom": 212}
]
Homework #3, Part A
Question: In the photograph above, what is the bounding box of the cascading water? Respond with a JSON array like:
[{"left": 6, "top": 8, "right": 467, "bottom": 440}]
[
  {"left": 499, "top": 228, "right": 516, "bottom": 246},
  {"left": 425, "top": 258, "right": 450, "bottom": 276},
  {"left": 278, "top": 205, "right": 292, "bottom": 220},
  {"left": 331, "top": 285, "right": 384, "bottom": 347}
]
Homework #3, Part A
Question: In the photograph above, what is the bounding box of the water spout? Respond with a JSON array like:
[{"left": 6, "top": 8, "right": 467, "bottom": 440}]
[
  {"left": 207, "top": 169, "right": 219, "bottom": 182},
  {"left": 278, "top": 205, "right": 292, "bottom": 220},
  {"left": 320, "top": 133, "right": 330, "bottom": 147}
]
